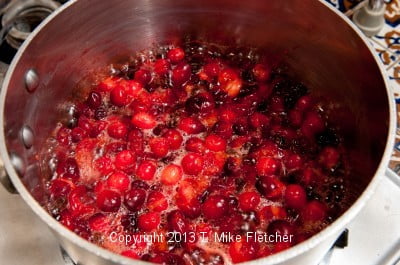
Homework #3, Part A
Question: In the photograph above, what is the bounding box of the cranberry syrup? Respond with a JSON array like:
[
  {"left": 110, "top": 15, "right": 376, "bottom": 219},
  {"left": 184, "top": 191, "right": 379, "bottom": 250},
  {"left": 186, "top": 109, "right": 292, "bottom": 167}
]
[{"left": 43, "top": 42, "right": 348, "bottom": 265}]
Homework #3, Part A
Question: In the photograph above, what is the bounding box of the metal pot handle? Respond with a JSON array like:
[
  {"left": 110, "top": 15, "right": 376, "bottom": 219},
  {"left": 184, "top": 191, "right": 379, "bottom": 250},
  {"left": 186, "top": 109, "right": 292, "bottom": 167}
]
[{"left": 0, "top": 159, "right": 17, "bottom": 194}]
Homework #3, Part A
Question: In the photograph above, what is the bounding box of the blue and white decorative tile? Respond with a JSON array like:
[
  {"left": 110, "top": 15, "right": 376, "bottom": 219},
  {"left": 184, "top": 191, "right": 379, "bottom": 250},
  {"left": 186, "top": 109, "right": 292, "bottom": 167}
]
[{"left": 373, "top": 24, "right": 400, "bottom": 55}]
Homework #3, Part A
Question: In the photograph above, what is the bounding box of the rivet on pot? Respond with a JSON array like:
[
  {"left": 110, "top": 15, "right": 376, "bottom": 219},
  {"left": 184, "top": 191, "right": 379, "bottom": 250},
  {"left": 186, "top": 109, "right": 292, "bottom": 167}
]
[
  {"left": 10, "top": 153, "right": 25, "bottom": 177},
  {"left": 24, "top": 69, "right": 39, "bottom": 92},
  {"left": 21, "top": 125, "right": 34, "bottom": 149}
]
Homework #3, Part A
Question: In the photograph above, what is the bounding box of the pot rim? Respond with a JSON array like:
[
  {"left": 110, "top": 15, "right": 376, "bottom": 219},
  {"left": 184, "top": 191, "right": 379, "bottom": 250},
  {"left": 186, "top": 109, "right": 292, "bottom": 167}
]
[{"left": 0, "top": 0, "right": 396, "bottom": 264}]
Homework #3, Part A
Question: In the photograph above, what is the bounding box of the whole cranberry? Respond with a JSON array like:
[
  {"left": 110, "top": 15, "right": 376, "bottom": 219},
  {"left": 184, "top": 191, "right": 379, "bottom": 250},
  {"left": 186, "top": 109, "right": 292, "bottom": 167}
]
[
  {"left": 256, "top": 157, "right": 280, "bottom": 176},
  {"left": 202, "top": 195, "right": 228, "bottom": 220},
  {"left": 167, "top": 47, "right": 185, "bottom": 63},
  {"left": 162, "top": 129, "right": 183, "bottom": 150},
  {"left": 301, "top": 111, "right": 325, "bottom": 138},
  {"left": 256, "top": 175, "right": 285, "bottom": 200},
  {"left": 319, "top": 147, "right": 340, "bottom": 170},
  {"left": 177, "top": 198, "right": 202, "bottom": 219},
  {"left": 212, "top": 121, "right": 233, "bottom": 138},
  {"left": 124, "top": 188, "right": 146, "bottom": 212},
  {"left": 136, "top": 160, "right": 157, "bottom": 181},
  {"left": 285, "top": 184, "right": 307, "bottom": 210},
  {"left": 167, "top": 210, "right": 189, "bottom": 234},
  {"left": 138, "top": 212, "right": 161, "bottom": 231},
  {"left": 114, "top": 150, "right": 136, "bottom": 170},
  {"left": 238, "top": 192, "right": 261, "bottom": 212},
  {"left": 96, "top": 189, "right": 121, "bottom": 212},
  {"left": 285, "top": 154, "right": 303, "bottom": 169},
  {"left": 107, "top": 171, "right": 131, "bottom": 193},
  {"left": 161, "top": 164, "right": 183, "bottom": 185},
  {"left": 71, "top": 127, "right": 87, "bottom": 143},
  {"left": 181, "top": 153, "right": 204, "bottom": 175},
  {"left": 147, "top": 191, "right": 168, "bottom": 212},
  {"left": 134, "top": 69, "right": 152, "bottom": 85},
  {"left": 205, "top": 134, "right": 227, "bottom": 152},
  {"left": 131, "top": 112, "right": 157, "bottom": 129},
  {"left": 110, "top": 86, "right": 128, "bottom": 106},
  {"left": 185, "top": 94, "right": 214, "bottom": 114},
  {"left": 56, "top": 158, "right": 80, "bottom": 181},
  {"left": 203, "top": 62, "right": 221, "bottom": 78},
  {"left": 178, "top": 117, "right": 205, "bottom": 134},
  {"left": 301, "top": 200, "right": 327, "bottom": 222},
  {"left": 107, "top": 120, "right": 128, "bottom": 139},
  {"left": 86, "top": 91, "right": 102, "bottom": 109},
  {"left": 185, "top": 137, "right": 206, "bottom": 153},
  {"left": 171, "top": 62, "right": 191, "bottom": 86},
  {"left": 252, "top": 64, "right": 270, "bottom": 82},
  {"left": 295, "top": 95, "right": 313, "bottom": 111},
  {"left": 154, "top": 59, "right": 170, "bottom": 75},
  {"left": 149, "top": 137, "right": 169, "bottom": 158}
]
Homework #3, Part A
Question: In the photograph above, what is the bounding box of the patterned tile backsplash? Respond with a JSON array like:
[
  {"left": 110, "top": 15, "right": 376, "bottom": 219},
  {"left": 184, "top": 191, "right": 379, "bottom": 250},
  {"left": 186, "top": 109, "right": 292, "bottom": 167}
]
[{"left": 326, "top": 0, "right": 400, "bottom": 172}]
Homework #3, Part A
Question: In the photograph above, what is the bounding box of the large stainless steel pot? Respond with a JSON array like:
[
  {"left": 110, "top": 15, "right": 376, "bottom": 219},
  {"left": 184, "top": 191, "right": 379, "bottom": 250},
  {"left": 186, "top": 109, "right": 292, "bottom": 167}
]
[{"left": 0, "top": 0, "right": 395, "bottom": 264}]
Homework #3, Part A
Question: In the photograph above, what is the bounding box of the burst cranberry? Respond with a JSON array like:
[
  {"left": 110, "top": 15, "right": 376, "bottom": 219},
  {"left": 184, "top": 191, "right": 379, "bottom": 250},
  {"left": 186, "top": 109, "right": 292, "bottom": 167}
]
[
  {"left": 229, "top": 239, "right": 259, "bottom": 263},
  {"left": 97, "top": 77, "right": 118, "bottom": 92},
  {"left": 218, "top": 68, "right": 242, "bottom": 97},
  {"left": 285, "top": 184, "right": 307, "bottom": 210},
  {"left": 302, "top": 201, "right": 327, "bottom": 222},
  {"left": 202, "top": 195, "right": 228, "bottom": 220},
  {"left": 219, "top": 108, "right": 237, "bottom": 123},
  {"left": 49, "top": 179, "right": 72, "bottom": 198},
  {"left": 88, "top": 213, "right": 109, "bottom": 232},
  {"left": 147, "top": 191, "right": 168, "bottom": 212},
  {"left": 138, "top": 212, "right": 161, "bottom": 231},
  {"left": 171, "top": 62, "right": 191, "bottom": 86},
  {"left": 107, "top": 120, "right": 128, "bottom": 139},
  {"left": 319, "top": 147, "right": 340, "bottom": 169},
  {"left": 249, "top": 112, "right": 270, "bottom": 128},
  {"left": 68, "top": 186, "right": 95, "bottom": 217},
  {"left": 110, "top": 86, "right": 128, "bottom": 106},
  {"left": 252, "top": 64, "right": 270, "bottom": 81},
  {"left": 205, "top": 134, "right": 227, "bottom": 152},
  {"left": 167, "top": 210, "right": 189, "bottom": 234},
  {"left": 134, "top": 69, "right": 152, "bottom": 85},
  {"left": 149, "top": 137, "right": 169, "bottom": 158},
  {"left": 181, "top": 153, "right": 204, "bottom": 175},
  {"left": 161, "top": 164, "right": 183, "bottom": 185},
  {"left": 154, "top": 59, "right": 170, "bottom": 75},
  {"left": 256, "top": 175, "right": 285, "bottom": 200},
  {"left": 185, "top": 137, "right": 206, "bottom": 153},
  {"left": 256, "top": 157, "right": 280, "bottom": 176},
  {"left": 185, "top": 93, "right": 214, "bottom": 114},
  {"left": 239, "top": 192, "right": 261, "bottom": 211},
  {"left": 86, "top": 91, "right": 102, "bottom": 109},
  {"left": 107, "top": 171, "right": 130, "bottom": 193},
  {"left": 167, "top": 47, "right": 185, "bottom": 63},
  {"left": 57, "top": 127, "right": 71, "bottom": 145},
  {"left": 114, "top": 150, "right": 136, "bottom": 170},
  {"left": 301, "top": 111, "right": 325, "bottom": 138},
  {"left": 71, "top": 127, "right": 87, "bottom": 142},
  {"left": 178, "top": 117, "right": 205, "bottom": 134},
  {"left": 131, "top": 112, "right": 156, "bottom": 129},
  {"left": 56, "top": 158, "right": 80, "bottom": 181},
  {"left": 203, "top": 62, "right": 221, "bottom": 78},
  {"left": 124, "top": 188, "right": 146, "bottom": 212},
  {"left": 162, "top": 129, "right": 183, "bottom": 150},
  {"left": 96, "top": 189, "right": 121, "bottom": 212},
  {"left": 95, "top": 156, "right": 113, "bottom": 175},
  {"left": 136, "top": 160, "right": 157, "bottom": 180}
]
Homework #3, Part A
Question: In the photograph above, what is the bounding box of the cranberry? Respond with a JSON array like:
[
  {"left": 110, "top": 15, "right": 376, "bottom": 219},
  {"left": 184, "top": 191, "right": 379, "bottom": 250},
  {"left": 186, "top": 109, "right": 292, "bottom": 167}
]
[
  {"left": 267, "top": 220, "right": 295, "bottom": 238},
  {"left": 131, "top": 112, "right": 157, "bottom": 129},
  {"left": 185, "top": 94, "right": 214, "bottom": 114},
  {"left": 49, "top": 179, "right": 72, "bottom": 198},
  {"left": 167, "top": 47, "right": 185, "bottom": 63},
  {"left": 147, "top": 191, "right": 168, "bottom": 212},
  {"left": 249, "top": 112, "right": 270, "bottom": 128},
  {"left": 97, "top": 77, "right": 118, "bottom": 92},
  {"left": 86, "top": 91, "right": 102, "bottom": 109},
  {"left": 121, "top": 213, "right": 138, "bottom": 233},
  {"left": 218, "top": 68, "right": 242, "bottom": 97},
  {"left": 302, "top": 200, "right": 327, "bottom": 222},
  {"left": 295, "top": 95, "right": 313, "bottom": 111},
  {"left": 124, "top": 188, "right": 146, "bottom": 212},
  {"left": 162, "top": 129, "right": 183, "bottom": 150},
  {"left": 177, "top": 198, "right": 201, "bottom": 219},
  {"left": 205, "top": 134, "right": 227, "bottom": 152},
  {"left": 178, "top": 117, "right": 205, "bottom": 134},
  {"left": 185, "top": 137, "right": 206, "bottom": 153},
  {"left": 212, "top": 121, "right": 233, "bottom": 138},
  {"left": 256, "top": 157, "right": 280, "bottom": 176},
  {"left": 96, "top": 189, "right": 121, "bottom": 212},
  {"left": 56, "top": 127, "right": 71, "bottom": 145},
  {"left": 202, "top": 195, "right": 228, "bottom": 220},
  {"left": 121, "top": 250, "right": 140, "bottom": 259},
  {"left": 285, "top": 184, "right": 307, "bottom": 210},
  {"left": 233, "top": 120, "right": 250, "bottom": 136},
  {"left": 110, "top": 86, "right": 128, "bottom": 106},
  {"left": 172, "top": 62, "right": 191, "bottom": 86},
  {"left": 154, "top": 59, "right": 170, "bottom": 75},
  {"left": 270, "top": 96, "right": 285, "bottom": 112},
  {"left": 285, "top": 154, "right": 303, "bottom": 169},
  {"left": 256, "top": 175, "right": 285, "bottom": 200},
  {"left": 167, "top": 210, "right": 189, "bottom": 234},
  {"left": 319, "top": 147, "right": 340, "bottom": 170},
  {"left": 88, "top": 213, "right": 109, "bottom": 232},
  {"left": 229, "top": 239, "right": 259, "bottom": 263},
  {"left": 107, "top": 120, "right": 128, "bottom": 139},
  {"left": 203, "top": 62, "right": 221, "bottom": 78},
  {"left": 239, "top": 192, "right": 261, "bottom": 211},
  {"left": 134, "top": 69, "right": 152, "bottom": 85},
  {"left": 301, "top": 111, "right": 325, "bottom": 138},
  {"left": 107, "top": 171, "right": 130, "bottom": 193},
  {"left": 181, "top": 153, "right": 204, "bottom": 175},
  {"left": 71, "top": 127, "right": 87, "bottom": 142},
  {"left": 289, "top": 109, "right": 303, "bottom": 127},
  {"left": 56, "top": 158, "right": 80, "bottom": 181},
  {"left": 161, "top": 164, "right": 183, "bottom": 185},
  {"left": 131, "top": 179, "right": 150, "bottom": 190},
  {"left": 138, "top": 212, "right": 161, "bottom": 231},
  {"left": 114, "top": 150, "right": 136, "bottom": 170},
  {"left": 252, "top": 64, "right": 270, "bottom": 82},
  {"left": 136, "top": 160, "right": 157, "bottom": 180},
  {"left": 149, "top": 137, "right": 169, "bottom": 158},
  {"left": 260, "top": 205, "right": 288, "bottom": 221}
]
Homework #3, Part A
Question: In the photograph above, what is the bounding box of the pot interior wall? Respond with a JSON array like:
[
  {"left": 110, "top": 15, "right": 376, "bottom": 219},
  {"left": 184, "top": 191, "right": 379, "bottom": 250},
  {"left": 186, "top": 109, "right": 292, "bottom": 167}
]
[{"left": 3, "top": 0, "right": 389, "bottom": 213}]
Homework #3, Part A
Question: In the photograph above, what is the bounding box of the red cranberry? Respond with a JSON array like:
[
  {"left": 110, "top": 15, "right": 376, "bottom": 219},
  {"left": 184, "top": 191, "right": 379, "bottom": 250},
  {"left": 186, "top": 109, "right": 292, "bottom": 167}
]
[
  {"left": 167, "top": 210, "right": 189, "bottom": 234},
  {"left": 267, "top": 220, "right": 295, "bottom": 238},
  {"left": 202, "top": 195, "right": 228, "bottom": 220},
  {"left": 131, "top": 112, "right": 157, "bottom": 129},
  {"left": 131, "top": 180, "right": 150, "bottom": 190},
  {"left": 49, "top": 179, "right": 72, "bottom": 198},
  {"left": 256, "top": 157, "right": 280, "bottom": 176},
  {"left": 124, "top": 188, "right": 146, "bottom": 212},
  {"left": 56, "top": 158, "right": 80, "bottom": 181},
  {"left": 138, "top": 212, "right": 161, "bottom": 231},
  {"left": 285, "top": 184, "right": 307, "bottom": 210},
  {"left": 295, "top": 95, "right": 313, "bottom": 111},
  {"left": 218, "top": 68, "right": 242, "bottom": 97},
  {"left": 256, "top": 175, "right": 285, "bottom": 200},
  {"left": 185, "top": 137, "right": 206, "bottom": 153},
  {"left": 114, "top": 150, "right": 136, "bottom": 170},
  {"left": 71, "top": 127, "right": 87, "bottom": 143},
  {"left": 239, "top": 192, "right": 261, "bottom": 212},
  {"left": 301, "top": 111, "right": 325, "bottom": 138},
  {"left": 96, "top": 189, "right": 121, "bottom": 212},
  {"left": 185, "top": 94, "right": 214, "bottom": 114},
  {"left": 177, "top": 198, "right": 201, "bottom": 219},
  {"left": 219, "top": 108, "right": 237, "bottom": 123},
  {"left": 134, "top": 69, "right": 152, "bottom": 85},
  {"left": 181, "top": 153, "right": 204, "bottom": 175},
  {"left": 212, "top": 121, "right": 233, "bottom": 138},
  {"left": 167, "top": 47, "right": 185, "bottom": 63},
  {"left": 178, "top": 117, "right": 205, "bottom": 134},
  {"left": 319, "top": 147, "right": 340, "bottom": 170},
  {"left": 68, "top": 186, "right": 95, "bottom": 217},
  {"left": 121, "top": 250, "right": 140, "bottom": 259},
  {"left": 147, "top": 191, "right": 168, "bottom": 212},
  {"left": 171, "top": 62, "right": 191, "bottom": 86},
  {"left": 128, "top": 129, "right": 144, "bottom": 154},
  {"left": 205, "top": 134, "right": 227, "bottom": 152},
  {"left": 57, "top": 127, "right": 71, "bottom": 145},
  {"left": 86, "top": 91, "right": 102, "bottom": 109},
  {"left": 161, "top": 164, "right": 183, "bottom": 185},
  {"left": 149, "top": 137, "right": 169, "bottom": 158},
  {"left": 260, "top": 205, "right": 288, "bottom": 221},
  {"left": 136, "top": 160, "right": 157, "bottom": 180},
  {"left": 270, "top": 96, "right": 285, "bottom": 112},
  {"left": 229, "top": 239, "right": 259, "bottom": 263},
  {"left": 252, "top": 64, "right": 270, "bottom": 82},
  {"left": 110, "top": 86, "right": 128, "bottom": 106},
  {"left": 88, "top": 213, "right": 109, "bottom": 232},
  {"left": 302, "top": 200, "right": 327, "bottom": 222},
  {"left": 233, "top": 120, "right": 250, "bottom": 136},
  {"left": 289, "top": 109, "right": 303, "bottom": 127},
  {"left": 154, "top": 59, "right": 170, "bottom": 75},
  {"left": 249, "top": 112, "right": 270, "bottom": 128},
  {"left": 97, "top": 77, "right": 118, "bottom": 92},
  {"left": 107, "top": 171, "right": 130, "bottom": 193},
  {"left": 107, "top": 120, "right": 128, "bottom": 139},
  {"left": 162, "top": 129, "right": 183, "bottom": 150},
  {"left": 125, "top": 79, "right": 143, "bottom": 98},
  {"left": 285, "top": 153, "right": 303, "bottom": 169}
]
